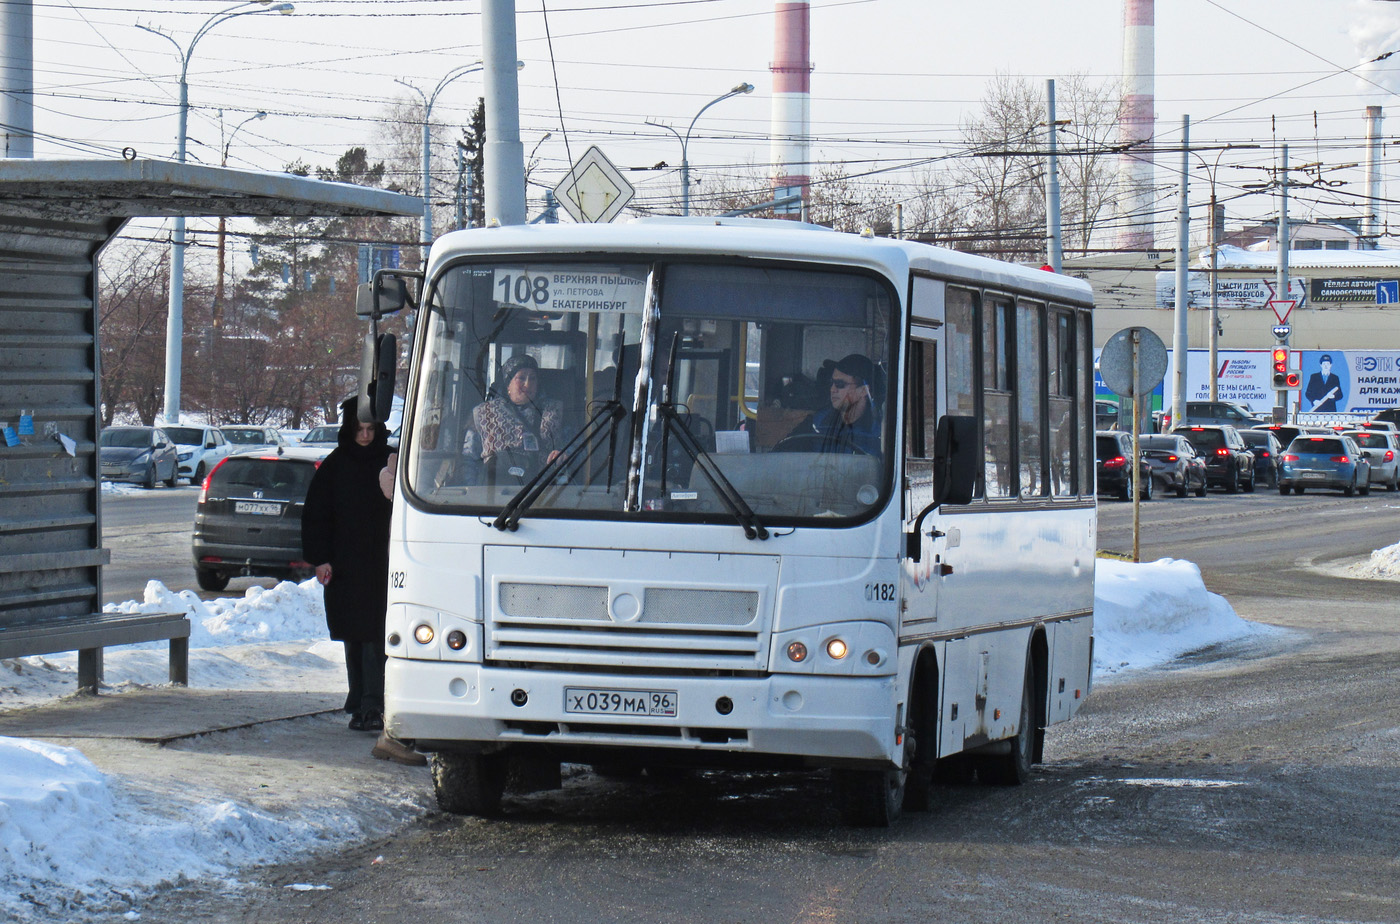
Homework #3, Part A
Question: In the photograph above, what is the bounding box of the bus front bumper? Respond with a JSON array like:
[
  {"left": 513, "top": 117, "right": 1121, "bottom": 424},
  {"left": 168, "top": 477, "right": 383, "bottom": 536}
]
[{"left": 384, "top": 659, "right": 898, "bottom": 765}]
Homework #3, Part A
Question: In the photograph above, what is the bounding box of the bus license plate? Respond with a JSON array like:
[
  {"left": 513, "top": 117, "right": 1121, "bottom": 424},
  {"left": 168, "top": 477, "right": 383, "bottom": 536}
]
[
  {"left": 564, "top": 687, "right": 678, "bottom": 717},
  {"left": 234, "top": 501, "right": 283, "bottom": 516}
]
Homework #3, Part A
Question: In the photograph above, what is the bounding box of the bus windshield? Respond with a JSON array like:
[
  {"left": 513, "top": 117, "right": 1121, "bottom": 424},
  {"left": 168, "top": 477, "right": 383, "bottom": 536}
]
[{"left": 405, "top": 259, "right": 897, "bottom": 526}]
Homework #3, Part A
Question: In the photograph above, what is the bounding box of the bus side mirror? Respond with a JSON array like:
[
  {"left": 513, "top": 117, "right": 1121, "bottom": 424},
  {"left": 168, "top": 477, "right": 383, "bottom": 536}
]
[
  {"left": 934, "top": 414, "right": 977, "bottom": 507},
  {"left": 906, "top": 415, "right": 977, "bottom": 562},
  {"left": 357, "top": 331, "right": 397, "bottom": 424},
  {"left": 355, "top": 274, "right": 415, "bottom": 320}
]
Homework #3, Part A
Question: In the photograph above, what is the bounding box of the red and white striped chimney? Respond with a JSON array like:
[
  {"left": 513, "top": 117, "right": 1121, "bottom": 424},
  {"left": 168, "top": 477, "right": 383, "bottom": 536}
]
[
  {"left": 1365, "top": 105, "right": 1383, "bottom": 247},
  {"left": 770, "top": 2, "right": 811, "bottom": 218},
  {"left": 1116, "top": 0, "right": 1156, "bottom": 250}
]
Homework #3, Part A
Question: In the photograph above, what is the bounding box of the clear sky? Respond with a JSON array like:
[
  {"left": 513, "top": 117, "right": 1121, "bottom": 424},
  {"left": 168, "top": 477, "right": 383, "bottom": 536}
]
[{"left": 21, "top": 0, "right": 1400, "bottom": 247}]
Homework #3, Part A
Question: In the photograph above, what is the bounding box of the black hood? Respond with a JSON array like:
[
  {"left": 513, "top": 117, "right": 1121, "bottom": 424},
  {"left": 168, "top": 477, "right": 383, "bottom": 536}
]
[{"left": 337, "top": 398, "right": 389, "bottom": 453}]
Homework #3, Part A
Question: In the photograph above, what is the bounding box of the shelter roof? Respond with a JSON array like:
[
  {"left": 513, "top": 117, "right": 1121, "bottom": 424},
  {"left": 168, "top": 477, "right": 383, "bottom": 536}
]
[{"left": 0, "top": 158, "right": 419, "bottom": 222}]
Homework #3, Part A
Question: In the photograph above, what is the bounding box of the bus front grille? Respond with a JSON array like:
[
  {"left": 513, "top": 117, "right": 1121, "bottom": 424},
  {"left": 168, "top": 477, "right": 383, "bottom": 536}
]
[{"left": 490, "top": 582, "right": 764, "bottom": 670}]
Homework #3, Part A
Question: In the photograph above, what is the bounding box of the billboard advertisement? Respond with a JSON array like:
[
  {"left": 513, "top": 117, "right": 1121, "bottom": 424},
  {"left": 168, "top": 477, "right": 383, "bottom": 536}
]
[
  {"left": 1154, "top": 273, "right": 1307, "bottom": 311},
  {"left": 1300, "top": 350, "right": 1400, "bottom": 413},
  {"left": 1096, "top": 349, "right": 1400, "bottom": 417}
]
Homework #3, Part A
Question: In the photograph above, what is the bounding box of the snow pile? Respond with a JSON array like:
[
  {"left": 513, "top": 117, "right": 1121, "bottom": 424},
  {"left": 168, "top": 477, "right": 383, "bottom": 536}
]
[
  {"left": 1341, "top": 539, "right": 1400, "bottom": 581},
  {"left": 0, "top": 737, "right": 375, "bottom": 921},
  {"left": 1093, "top": 557, "right": 1271, "bottom": 675},
  {"left": 104, "top": 577, "right": 327, "bottom": 647}
]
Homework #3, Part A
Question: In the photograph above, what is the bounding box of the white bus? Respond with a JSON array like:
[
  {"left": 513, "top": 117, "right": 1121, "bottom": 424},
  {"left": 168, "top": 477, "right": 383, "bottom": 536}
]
[{"left": 360, "top": 218, "right": 1096, "bottom": 826}]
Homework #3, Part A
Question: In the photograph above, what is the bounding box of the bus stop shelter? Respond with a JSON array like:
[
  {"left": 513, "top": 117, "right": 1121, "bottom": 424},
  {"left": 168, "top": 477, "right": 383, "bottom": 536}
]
[{"left": 0, "top": 158, "right": 420, "bottom": 687}]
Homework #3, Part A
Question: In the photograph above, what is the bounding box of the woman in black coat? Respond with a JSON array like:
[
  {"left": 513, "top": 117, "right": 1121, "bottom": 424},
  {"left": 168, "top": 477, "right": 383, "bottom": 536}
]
[{"left": 301, "top": 399, "right": 393, "bottom": 730}]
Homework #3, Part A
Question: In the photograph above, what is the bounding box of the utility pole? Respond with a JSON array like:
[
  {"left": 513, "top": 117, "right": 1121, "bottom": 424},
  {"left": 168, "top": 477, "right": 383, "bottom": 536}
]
[
  {"left": 1276, "top": 143, "right": 1290, "bottom": 416},
  {"left": 1208, "top": 188, "right": 1220, "bottom": 401},
  {"left": 1045, "top": 78, "right": 1063, "bottom": 272},
  {"left": 0, "top": 0, "right": 34, "bottom": 158},
  {"left": 1170, "top": 115, "right": 1190, "bottom": 432},
  {"left": 482, "top": 0, "right": 525, "bottom": 226}
]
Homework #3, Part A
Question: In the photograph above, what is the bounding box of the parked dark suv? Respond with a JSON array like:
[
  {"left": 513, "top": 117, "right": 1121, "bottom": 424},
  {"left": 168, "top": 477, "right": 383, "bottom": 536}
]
[
  {"left": 191, "top": 447, "right": 329, "bottom": 591},
  {"left": 1173, "top": 425, "right": 1255, "bottom": 493}
]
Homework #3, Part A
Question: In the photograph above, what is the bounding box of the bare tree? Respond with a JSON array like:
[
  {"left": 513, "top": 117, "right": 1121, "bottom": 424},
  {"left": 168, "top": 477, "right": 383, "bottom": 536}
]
[
  {"left": 98, "top": 241, "right": 171, "bottom": 425},
  {"left": 1055, "top": 73, "right": 1123, "bottom": 255}
]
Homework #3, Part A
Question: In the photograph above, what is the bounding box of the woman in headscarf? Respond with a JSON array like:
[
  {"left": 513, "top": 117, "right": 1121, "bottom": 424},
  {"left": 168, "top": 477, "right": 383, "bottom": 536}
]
[
  {"left": 472, "top": 353, "right": 564, "bottom": 477},
  {"left": 809, "top": 352, "right": 884, "bottom": 455}
]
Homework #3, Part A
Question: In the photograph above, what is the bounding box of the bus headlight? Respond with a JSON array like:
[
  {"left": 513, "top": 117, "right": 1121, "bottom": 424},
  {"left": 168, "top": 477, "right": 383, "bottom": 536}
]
[
  {"left": 770, "top": 621, "right": 895, "bottom": 676},
  {"left": 386, "top": 603, "right": 481, "bottom": 663}
]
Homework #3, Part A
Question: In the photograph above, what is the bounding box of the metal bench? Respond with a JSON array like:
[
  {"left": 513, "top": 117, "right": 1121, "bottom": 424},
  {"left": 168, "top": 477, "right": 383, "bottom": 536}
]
[{"left": 0, "top": 612, "right": 190, "bottom": 693}]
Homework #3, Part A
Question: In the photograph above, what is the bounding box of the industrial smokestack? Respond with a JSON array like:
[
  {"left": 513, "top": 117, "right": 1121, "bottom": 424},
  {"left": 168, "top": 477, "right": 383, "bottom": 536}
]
[
  {"left": 1365, "top": 105, "right": 1383, "bottom": 248},
  {"left": 770, "top": 2, "right": 811, "bottom": 218},
  {"left": 1115, "top": 0, "right": 1155, "bottom": 250}
]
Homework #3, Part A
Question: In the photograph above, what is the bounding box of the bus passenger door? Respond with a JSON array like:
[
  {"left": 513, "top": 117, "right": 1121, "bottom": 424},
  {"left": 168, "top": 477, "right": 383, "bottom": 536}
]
[{"left": 901, "top": 288, "right": 946, "bottom": 638}]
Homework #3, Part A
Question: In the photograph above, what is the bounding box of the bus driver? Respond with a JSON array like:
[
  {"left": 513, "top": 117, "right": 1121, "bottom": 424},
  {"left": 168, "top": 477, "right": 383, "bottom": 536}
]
[
  {"left": 807, "top": 352, "right": 883, "bottom": 455},
  {"left": 472, "top": 353, "right": 564, "bottom": 479}
]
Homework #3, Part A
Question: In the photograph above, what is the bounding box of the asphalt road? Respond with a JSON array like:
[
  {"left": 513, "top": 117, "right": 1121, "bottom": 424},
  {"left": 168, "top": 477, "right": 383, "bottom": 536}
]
[
  {"left": 116, "top": 485, "right": 1400, "bottom": 923},
  {"left": 101, "top": 485, "right": 280, "bottom": 604}
]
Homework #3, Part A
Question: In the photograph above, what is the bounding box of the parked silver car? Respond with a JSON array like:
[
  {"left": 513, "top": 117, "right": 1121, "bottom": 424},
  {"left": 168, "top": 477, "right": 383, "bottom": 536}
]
[
  {"left": 99, "top": 426, "right": 179, "bottom": 488},
  {"left": 1343, "top": 429, "right": 1400, "bottom": 492}
]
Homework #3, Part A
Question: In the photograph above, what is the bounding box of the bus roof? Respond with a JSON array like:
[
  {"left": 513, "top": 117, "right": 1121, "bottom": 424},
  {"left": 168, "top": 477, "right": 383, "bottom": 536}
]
[{"left": 428, "top": 217, "right": 1094, "bottom": 307}]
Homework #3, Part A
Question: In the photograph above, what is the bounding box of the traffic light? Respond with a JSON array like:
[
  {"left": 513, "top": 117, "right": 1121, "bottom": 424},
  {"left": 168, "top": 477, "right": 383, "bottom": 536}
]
[
  {"left": 1285, "top": 369, "right": 1301, "bottom": 388},
  {"left": 1272, "top": 347, "right": 1288, "bottom": 387}
]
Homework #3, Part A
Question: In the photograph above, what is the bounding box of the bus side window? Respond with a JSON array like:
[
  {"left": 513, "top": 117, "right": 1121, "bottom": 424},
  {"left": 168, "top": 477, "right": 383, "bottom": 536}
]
[
  {"left": 904, "top": 339, "right": 938, "bottom": 460},
  {"left": 945, "top": 287, "right": 980, "bottom": 499},
  {"left": 1048, "top": 309, "right": 1076, "bottom": 496},
  {"left": 982, "top": 297, "right": 1015, "bottom": 498}
]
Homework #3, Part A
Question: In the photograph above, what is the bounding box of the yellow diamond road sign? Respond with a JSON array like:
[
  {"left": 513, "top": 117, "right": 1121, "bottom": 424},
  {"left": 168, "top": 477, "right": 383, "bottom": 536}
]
[{"left": 554, "top": 145, "right": 635, "bottom": 223}]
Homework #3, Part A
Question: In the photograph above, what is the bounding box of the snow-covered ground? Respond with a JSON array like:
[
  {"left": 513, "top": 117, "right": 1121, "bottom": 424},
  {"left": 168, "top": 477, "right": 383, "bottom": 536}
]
[
  {"left": 1340, "top": 538, "right": 1400, "bottom": 581},
  {"left": 0, "top": 558, "right": 1275, "bottom": 920}
]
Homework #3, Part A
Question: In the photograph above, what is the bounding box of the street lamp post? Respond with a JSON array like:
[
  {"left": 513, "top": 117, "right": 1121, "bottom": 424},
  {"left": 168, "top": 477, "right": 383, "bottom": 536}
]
[
  {"left": 647, "top": 82, "right": 754, "bottom": 216},
  {"left": 214, "top": 109, "right": 266, "bottom": 318},
  {"left": 398, "top": 60, "right": 521, "bottom": 258},
  {"left": 138, "top": 0, "right": 293, "bottom": 426},
  {"left": 1190, "top": 143, "right": 1260, "bottom": 402}
]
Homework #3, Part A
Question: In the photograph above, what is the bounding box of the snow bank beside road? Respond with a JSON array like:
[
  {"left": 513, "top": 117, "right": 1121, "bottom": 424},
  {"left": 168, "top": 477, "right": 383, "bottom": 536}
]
[
  {"left": 1093, "top": 557, "right": 1273, "bottom": 675},
  {"left": 0, "top": 735, "right": 385, "bottom": 922},
  {"left": 1341, "top": 538, "right": 1400, "bottom": 580},
  {"left": 104, "top": 577, "right": 329, "bottom": 647}
]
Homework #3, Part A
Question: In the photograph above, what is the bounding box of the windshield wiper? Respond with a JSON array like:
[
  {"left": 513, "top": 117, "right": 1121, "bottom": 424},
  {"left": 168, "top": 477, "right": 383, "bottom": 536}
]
[
  {"left": 657, "top": 402, "right": 768, "bottom": 541},
  {"left": 492, "top": 401, "right": 625, "bottom": 531}
]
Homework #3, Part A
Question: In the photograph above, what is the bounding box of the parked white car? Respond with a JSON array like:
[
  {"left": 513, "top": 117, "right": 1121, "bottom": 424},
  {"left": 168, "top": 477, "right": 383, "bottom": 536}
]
[
  {"left": 165, "top": 425, "right": 233, "bottom": 484},
  {"left": 1344, "top": 429, "right": 1400, "bottom": 491},
  {"left": 219, "top": 425, "right": 289, "bottom": 454}
]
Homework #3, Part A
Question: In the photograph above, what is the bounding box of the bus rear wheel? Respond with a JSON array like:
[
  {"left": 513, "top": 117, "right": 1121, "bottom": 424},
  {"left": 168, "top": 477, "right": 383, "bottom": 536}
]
[
  {"left": 431, "top": 751, "right": 506, "bottom": 817},
  {"left": 980, "top": 661, "right": 1035, "bottom": 786}
]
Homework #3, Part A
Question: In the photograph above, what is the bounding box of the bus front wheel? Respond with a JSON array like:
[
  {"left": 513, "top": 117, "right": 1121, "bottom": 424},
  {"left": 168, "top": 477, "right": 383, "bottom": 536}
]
[
  {"left": 834, "top": 734, "right": 910, "bottom": 827},
  {"left": 430, "top": 751, "right": 506, "bottom": 817}
]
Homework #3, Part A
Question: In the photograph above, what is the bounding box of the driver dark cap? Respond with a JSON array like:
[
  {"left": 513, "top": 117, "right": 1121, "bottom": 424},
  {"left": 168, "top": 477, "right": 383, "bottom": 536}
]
[
  {"left": 1320, "top": 353, "right": 1333, "bottom": 363},
  {"left": 834, "top": 353, "right": 885, "bottom": 404}
]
